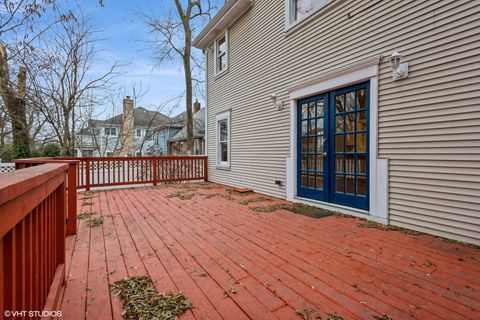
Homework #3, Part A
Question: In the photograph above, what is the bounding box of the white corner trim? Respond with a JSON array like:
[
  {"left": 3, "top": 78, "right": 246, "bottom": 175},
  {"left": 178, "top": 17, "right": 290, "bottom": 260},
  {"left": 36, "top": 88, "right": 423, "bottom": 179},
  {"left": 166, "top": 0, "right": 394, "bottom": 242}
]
[
  {"left": 204, "top": 51, "right": 209, "bottom": 157},
  {"left": 286, "top": 59, "right": 389, "bottom": 222}
]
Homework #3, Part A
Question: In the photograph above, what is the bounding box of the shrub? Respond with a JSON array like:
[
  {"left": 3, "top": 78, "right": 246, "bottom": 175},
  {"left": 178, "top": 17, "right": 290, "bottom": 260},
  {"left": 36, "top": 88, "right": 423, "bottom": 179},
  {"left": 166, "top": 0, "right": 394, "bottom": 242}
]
[{"left": 42, "top": 143, "right": 61, "bottom": 157}]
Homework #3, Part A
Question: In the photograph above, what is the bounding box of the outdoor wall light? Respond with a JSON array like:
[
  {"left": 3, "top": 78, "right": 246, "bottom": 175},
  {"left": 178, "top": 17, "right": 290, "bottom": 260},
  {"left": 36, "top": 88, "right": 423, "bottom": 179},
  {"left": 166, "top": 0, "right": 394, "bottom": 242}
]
[
  {"left": 270, "top": 92, "right": 284, "bottom": 110},
  {"left": 390, "top": 51, "right": 409, "bottom": 81}
]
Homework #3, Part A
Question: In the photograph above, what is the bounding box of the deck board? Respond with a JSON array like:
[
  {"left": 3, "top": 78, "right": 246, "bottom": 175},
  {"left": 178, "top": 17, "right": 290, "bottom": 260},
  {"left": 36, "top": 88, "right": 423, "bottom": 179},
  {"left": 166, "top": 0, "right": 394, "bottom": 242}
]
[{"left": 60, "top": 183, "right": 480, "bottom": 320}]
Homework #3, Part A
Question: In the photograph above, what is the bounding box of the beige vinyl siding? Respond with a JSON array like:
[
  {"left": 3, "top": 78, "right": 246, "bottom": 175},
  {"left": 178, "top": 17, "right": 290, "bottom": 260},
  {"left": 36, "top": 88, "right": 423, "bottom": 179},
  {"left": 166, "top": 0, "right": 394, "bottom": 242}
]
[{"left": 205, "top": 0, "right": 480, "bottom": 244}]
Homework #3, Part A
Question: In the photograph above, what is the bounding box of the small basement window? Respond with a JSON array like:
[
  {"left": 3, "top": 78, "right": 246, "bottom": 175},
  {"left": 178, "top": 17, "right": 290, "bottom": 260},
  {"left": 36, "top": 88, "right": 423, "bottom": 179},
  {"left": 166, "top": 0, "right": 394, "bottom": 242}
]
[
  {"left": 214, "top": 31, "right": 228, "bottom": 76},
  {"left": 288, "top": 0, "right": 334, "bottom": 25},
  {"left": 216, "top": 111, "right": 230, "bottom": 167}
]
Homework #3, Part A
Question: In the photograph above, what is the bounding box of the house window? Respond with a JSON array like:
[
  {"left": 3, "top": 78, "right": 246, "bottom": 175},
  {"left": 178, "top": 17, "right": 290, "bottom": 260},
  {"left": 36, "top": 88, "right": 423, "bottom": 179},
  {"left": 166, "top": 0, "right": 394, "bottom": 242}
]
[
  {"left": 288, "top": 0, "right": 334, "bottom": 25},
  {"left": 136, "top": 129, "right": 142, "bottom": 137},
  {"left": 216, "top": 111, "right": 230, "bottom": 167},
  {"left": 83, "top": 150, "right": 93, "bottom": 157},
  {"left": 214, "top": 31, "right": 228, "bottom": 75},
  {"left": 105, "top": 127, "right": 116, "bottom": 136},
  {"left": 136, "top": 152, "right": 142, "bottom": 156},
  {"left": 145, "top": 129, "right": 153, "bottom": 141},
  {"left": 106, "top": 152, "right": 114, "bottom": 157}
]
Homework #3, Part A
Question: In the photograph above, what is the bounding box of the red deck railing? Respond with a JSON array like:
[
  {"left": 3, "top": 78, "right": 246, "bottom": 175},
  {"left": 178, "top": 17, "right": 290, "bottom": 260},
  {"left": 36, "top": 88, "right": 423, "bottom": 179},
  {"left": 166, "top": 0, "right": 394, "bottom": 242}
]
[
  {"left": 14, "top": 159, "right": 79, "bottom": 236},
  {"left": 0, "top": 163, "right": 68, "bottom": 318},
  {"left": 56, "top": 156, "right": 208, "bottom": 191},
  {"left": 13, "top": 155, "right": 208, "bottom": 234}
]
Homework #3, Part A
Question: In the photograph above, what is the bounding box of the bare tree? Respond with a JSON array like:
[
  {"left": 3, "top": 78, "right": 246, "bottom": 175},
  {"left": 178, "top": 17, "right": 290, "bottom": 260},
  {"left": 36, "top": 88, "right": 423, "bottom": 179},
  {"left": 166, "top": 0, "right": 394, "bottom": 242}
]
[
  {"left": 140, "top": 0, "right": 216, "bottom": 154},
  {"left": 0, "top": 46, "right": 30, "bottom": 156},
  {"left": 0, "top": 102, "right": 12, "bottom": 148},
  {"left": 26, "top": 11, "right": 121, "bottom": 156},
  {"left": 0, "top": 1, "right": 106, "bottom": 157}
]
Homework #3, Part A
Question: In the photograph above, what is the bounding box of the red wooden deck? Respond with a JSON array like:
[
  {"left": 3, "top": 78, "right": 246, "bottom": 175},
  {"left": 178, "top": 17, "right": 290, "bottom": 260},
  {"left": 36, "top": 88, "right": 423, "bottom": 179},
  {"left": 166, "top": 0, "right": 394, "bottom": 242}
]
[{"left": 60, "top": 183, "right": 480, "bottom": 320}]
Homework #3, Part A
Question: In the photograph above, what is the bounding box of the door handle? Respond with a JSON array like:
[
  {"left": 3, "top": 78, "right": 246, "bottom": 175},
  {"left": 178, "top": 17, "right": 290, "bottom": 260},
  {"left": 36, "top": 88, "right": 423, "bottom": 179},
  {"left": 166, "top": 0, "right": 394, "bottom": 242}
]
[{"left": 323, "top": 152, "right": 328, "bottom": 157}]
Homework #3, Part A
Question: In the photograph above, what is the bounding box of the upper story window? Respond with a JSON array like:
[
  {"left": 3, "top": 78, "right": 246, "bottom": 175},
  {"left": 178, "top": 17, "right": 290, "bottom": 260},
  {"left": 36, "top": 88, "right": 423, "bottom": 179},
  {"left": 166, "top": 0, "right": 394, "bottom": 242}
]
[
  {"left": 105, "top": 127, "right": 117, "bottom": 136},
  {"left": 136, "top": 129, "right": 142, "bottom": 137},
  {"left": 214, "top": 31, "right": 228, "bottom": 76},
  {"left": 288, "top": 0, "right": 334, "bottom": 25}
]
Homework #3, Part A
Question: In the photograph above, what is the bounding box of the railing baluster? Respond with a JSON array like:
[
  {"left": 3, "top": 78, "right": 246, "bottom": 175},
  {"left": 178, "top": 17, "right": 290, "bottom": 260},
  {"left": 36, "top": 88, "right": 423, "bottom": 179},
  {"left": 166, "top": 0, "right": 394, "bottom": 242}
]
[{"left": 86, "top": 159, "right": 91, "bottom": 191}]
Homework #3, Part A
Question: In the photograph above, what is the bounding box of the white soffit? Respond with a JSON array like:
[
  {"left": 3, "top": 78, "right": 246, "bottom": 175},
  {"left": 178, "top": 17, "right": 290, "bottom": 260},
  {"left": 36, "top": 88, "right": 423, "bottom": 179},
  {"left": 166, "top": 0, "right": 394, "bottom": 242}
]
[{"left": 193, "top": 0, "right": 252, "bottom": 50}]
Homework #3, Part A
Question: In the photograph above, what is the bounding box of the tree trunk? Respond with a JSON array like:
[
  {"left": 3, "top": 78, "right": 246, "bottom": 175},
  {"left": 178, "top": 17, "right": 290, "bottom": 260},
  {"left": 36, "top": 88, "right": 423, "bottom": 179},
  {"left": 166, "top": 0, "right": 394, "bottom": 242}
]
[
  {"left": 0, "top": 43, "right": 31, "bottom": 158},
  {"left": 63, "top": 113, "right": 72, "bottom": 156},
  {"left": 184, "top": 27, "right": 194, "bottom": 155}
]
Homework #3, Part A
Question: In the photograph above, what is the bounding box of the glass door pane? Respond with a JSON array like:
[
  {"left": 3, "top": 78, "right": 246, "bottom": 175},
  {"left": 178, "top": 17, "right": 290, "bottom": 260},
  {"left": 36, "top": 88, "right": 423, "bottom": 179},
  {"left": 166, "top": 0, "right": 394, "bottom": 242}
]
[
  {"left": 297, "top": 82, "right": 369, "bottom": 210},
  {"left": 297, "top": 96, "right": 326, "bottom": 199},
  {"left": 330, "top": 84, "right": 369, "bottom": 209}
]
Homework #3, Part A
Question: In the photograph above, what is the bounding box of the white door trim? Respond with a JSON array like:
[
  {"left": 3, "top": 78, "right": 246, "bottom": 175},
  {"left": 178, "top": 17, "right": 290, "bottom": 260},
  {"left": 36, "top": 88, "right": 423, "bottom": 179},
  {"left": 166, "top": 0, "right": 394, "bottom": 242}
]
[{"left": 286, "top": 61, "right": 388, "bottom": 223}]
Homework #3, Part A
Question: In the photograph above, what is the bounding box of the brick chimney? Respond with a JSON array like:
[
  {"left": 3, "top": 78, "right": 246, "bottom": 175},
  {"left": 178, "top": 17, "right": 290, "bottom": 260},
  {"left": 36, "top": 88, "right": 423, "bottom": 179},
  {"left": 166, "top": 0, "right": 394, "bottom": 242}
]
[
  {"left": 193, "top": 99, "right": 201, "bottom": 113},
  {"left": 120, "top": 96, "right": 134, "bottom": 156}
]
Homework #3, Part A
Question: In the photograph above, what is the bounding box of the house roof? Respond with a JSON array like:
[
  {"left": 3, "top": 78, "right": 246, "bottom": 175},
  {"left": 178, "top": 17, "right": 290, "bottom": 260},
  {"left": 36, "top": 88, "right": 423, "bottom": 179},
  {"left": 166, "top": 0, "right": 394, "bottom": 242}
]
[
  {"left": 169, "top": 108, "right": 205, "bottom": 142},
  {"left": 101, "top": 107, "right": 171, "bottom": 127},
  {"left": 193, "top": 0, "right": 253, "bottom": 49}
]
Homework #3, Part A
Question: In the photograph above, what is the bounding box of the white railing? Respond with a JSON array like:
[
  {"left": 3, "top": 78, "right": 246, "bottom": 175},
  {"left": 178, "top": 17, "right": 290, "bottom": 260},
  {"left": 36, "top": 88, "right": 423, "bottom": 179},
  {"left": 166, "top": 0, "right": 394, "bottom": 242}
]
[{"left": 0, "top": 163, "right": 15, "bottom": 174}]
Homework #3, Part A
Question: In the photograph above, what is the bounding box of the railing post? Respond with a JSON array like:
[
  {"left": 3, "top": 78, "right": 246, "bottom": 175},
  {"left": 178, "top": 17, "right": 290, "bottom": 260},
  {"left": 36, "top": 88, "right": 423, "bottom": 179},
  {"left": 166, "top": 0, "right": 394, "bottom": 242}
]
[
  {"left": 15, "top": 162, "right": 26, "bottom": 170},
  {"left": 203, "top": 156, "right": 208, "bottom": 182},
  {"left": 152, "top": 159, "right": 157, "bottom": 186},
  {"left": 66, "top": 163, "right": 77, "bottom": 235},
  {"left": 85, "top": 159, "right": 91, "bottom": 191}
]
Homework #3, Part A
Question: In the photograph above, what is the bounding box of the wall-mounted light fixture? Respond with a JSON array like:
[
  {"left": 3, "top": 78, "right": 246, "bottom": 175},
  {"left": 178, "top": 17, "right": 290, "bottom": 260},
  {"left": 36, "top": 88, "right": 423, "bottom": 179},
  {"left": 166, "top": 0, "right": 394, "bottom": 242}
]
[
  {"left": 390, "top": 51, "right": 408, "bottom": 81},
  {"left": 270, "top": 92, "right": 284, "bottom": 110}
]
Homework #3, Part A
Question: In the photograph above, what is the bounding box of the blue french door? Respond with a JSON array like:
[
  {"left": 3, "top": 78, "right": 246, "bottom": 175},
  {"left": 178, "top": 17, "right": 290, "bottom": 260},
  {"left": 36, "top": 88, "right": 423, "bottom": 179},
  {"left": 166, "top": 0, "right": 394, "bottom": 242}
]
[{"left": 297, "top": 82, "right": 369, "bottom": 210}]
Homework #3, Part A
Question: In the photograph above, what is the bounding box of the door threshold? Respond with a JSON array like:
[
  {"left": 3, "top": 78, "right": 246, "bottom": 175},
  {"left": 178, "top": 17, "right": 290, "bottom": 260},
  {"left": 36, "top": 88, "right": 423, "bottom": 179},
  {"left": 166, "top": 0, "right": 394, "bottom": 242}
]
[{"left": 293, "top": 196, "right": 387, "bottom": 224}]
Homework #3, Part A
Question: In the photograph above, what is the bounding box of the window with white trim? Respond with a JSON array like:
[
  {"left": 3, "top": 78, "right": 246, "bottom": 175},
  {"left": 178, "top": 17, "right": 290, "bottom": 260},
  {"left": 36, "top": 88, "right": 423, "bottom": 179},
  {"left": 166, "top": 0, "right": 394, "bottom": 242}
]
[
  {"left": 216, "top": 111, "right": 230, "bottom": 167},
  {"left": 288, "top": 0, "right": 334, "bottom": 25},
  {"left": 214, "top": 31, "right": 228, "bottom": 75},
  {"left": 104, "top": 127, "right": 117, "bottom": 136},
  {"left": 145, "top": 129, "right": 153, "bottom": 141},
  {"left": 136, "top": 129, "right": 142, "bottom": 137}
]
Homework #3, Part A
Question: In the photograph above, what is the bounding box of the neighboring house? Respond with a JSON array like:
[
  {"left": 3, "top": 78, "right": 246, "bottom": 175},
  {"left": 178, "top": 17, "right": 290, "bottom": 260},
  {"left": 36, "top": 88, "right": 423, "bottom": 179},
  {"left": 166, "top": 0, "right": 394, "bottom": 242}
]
[
  {"left": 75, "top": 96, "right": 171, "bottom": 156},
  {"left": 152, "top": 123, "right": 184, "bottom": 155},
  {"left": 169, "top": 104, "right": 205, "bottom": 155},
  {"left": 194, "top": 0, "right": 480, "bottom": 245}
]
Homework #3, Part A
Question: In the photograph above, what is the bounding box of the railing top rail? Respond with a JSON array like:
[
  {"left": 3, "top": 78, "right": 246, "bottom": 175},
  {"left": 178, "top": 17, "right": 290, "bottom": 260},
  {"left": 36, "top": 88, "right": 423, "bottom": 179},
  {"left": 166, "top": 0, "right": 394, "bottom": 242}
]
[
  {"left": 56, "top": 155, "right": 207, "bottom": 161},
  {"left": 13, "top": 158, "right": 80, "bottom": 164},
  {"left": 0, "top": 163, "right": 68, "bottom": 207}
]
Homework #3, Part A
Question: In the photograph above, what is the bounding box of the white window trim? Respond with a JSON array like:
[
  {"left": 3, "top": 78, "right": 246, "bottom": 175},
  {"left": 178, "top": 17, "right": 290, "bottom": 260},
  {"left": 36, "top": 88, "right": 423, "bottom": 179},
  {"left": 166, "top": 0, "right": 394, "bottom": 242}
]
[
  {"left": 213, "top": 30, "right": 229, "bottom": 77},
  {"left": 286, "top": 59, "right": 389, "bottom": 224},
  {"left": 216, "top": 110, "right": 231, "bottom": 168},
  {"left": 284, "top": 0, "right": 340, "bottom": 33},
  {"left": 105, "top": 127, "right": 117, "bottom": 136}
]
